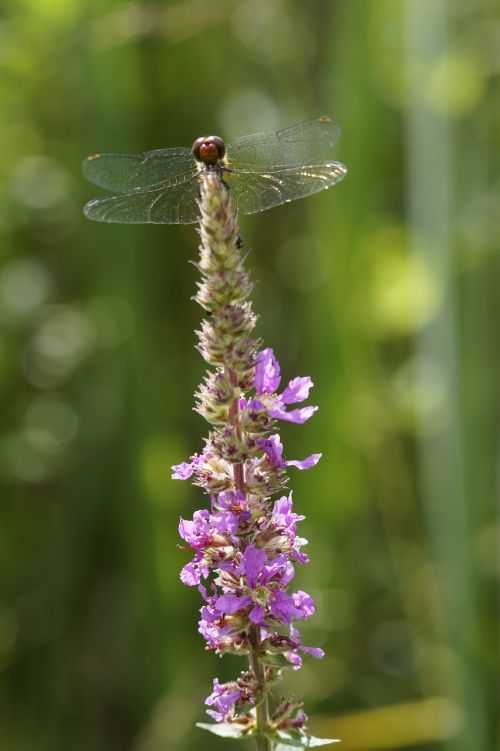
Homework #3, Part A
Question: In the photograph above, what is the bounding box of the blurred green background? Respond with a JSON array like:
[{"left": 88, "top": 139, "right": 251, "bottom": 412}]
[{"left": 1, "top": 0, "right": 499, "bottom": 750}]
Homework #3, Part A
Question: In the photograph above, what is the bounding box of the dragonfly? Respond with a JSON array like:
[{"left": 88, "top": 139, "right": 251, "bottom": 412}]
[{"left": 82, "top": 116, "right": 347, "bottom": 224}]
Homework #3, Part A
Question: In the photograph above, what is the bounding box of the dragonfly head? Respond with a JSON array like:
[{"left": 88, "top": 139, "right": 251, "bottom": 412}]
[{"left": 191, "top": 135, "right": 226, "bottom": 166}]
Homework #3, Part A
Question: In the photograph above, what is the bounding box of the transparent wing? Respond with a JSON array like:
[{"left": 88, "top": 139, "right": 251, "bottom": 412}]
[
  {"left": 83, "top": 174, "right": 201, "bottom": 224},
  {"left": 82, "top": 147, "right": 195, "bottom": 192},
  {"left": 229, "top": 161, "right": 347, "bottom": 215},
  {"left": 226, "top": 117, "right": 341, "bottom": 170}
]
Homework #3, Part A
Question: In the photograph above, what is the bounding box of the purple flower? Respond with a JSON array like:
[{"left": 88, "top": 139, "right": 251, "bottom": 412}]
[
  {"left": 178, "top": 509, "right": 229, "bottom": 585},
  {"left": 178, "top": 509, "right": 212, "bottom": 548},
  {"left": 262, "top": 625, "right": 325, "bottom": 670},
  {"left": 198, "top": 603, "right": 239, "bottom": 652},
  {"left": 255, "top": 347, "right": 281, "bottom": 394},
  {"left": 292, "top": 590, "right": 316, "bottom": 619},
  {"left": 172, "top": 449, "right": 207, "bottom": 480},
  {"left": 215, "top": 592, "right": 253, "bottom": 615},
  {"left": 172, "top": 461, "right": 195, "bottom": 480},
  {"left": 210, "top": 511, "right": 239, "bottom": 536},
  {"left": 210, "top": 491, "right": 249, "bottom": 537},
  {"left": 168, "top": 151, "right": 329, "bottom": 736},
  {"left": 205, "top": 678, "right": 242, "bottom": 722},
  {"left": 242, "top": 544, "right": 267, "bottom": 587},
  {"left": 286, "top": 624, "right": 324, "bottom": 670},
  {"left": 268, "top": 588, "right": 304, "bottom": 624},
  {"left": 272, "top": 698, "right": 309, "bottom": 730},
  {"left": 254, "top": 348, "right": 318, "bottom": 424},
  {"left": 262, "top": 493, "right": 309, "bottom": 564},
  {"left": 257, "top": 434, "right": 322, "bottom": 471},
  {"left": 272, "top": 494, "right": 305, "bottom": 531},
  {"left": 179, "top": 553, "right": 209, "bottom": 586},
  {"left": 212, "top": 490, "right": 247, "bottom": 512},
  {"left": 213, "top": 545, "right": 310, "bottom": 627},
  {"left": 179, "top": 499, "right": 247, "bottom": 578}
]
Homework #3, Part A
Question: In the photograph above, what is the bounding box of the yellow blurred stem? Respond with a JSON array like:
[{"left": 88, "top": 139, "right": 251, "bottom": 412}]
[{"left": 313, "top": 696, "right": 462, "bottom": 750}]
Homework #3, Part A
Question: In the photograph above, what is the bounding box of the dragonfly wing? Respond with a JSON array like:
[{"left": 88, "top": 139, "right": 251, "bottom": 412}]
[
  {"left": 83, "top": 174, "right": 201, "bottom": 224},
  {"left": 229, "top": 161, "right": 347, "bottom": 216},
  {"left": 226, "top": 117, "right": 341, "bottom": 169},
  {"left": 82, "top": 147, "right": 195, "bottom": 192}
]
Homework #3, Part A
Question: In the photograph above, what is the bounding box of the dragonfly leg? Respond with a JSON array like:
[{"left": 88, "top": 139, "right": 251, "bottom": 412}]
[{"left": 217, "top": 165, "right": 232, "bottom": 191}]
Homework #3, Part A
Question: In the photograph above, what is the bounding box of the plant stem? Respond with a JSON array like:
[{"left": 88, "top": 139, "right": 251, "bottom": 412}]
[
  {"left": 248, "top": 624, "right": 272, "bottom": 751},
  {"left": 227, "top": 369, "right": 272, "bottom": 751}
]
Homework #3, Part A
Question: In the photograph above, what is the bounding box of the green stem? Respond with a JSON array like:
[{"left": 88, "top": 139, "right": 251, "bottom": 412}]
[
  {"left": 248, "top": 624, "right": 272, "bottom": 751},
  {"left": 228, "top": 369, "right": 272, "bottom": 751}
]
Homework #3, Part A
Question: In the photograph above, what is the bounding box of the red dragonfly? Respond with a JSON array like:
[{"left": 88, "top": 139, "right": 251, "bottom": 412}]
[{"left": 83, "top": 116, "right": 347, "bottom": 224}]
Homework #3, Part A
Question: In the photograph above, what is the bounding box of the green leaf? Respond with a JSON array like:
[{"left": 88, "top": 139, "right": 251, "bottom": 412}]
[
  {"left": 196, "top": 722, "right": 253, "bottom": 739},
  {"left": 269, "top": 730, "right": 340, "bottom": 748},
  {"left": 259, "top": 653, "right": 294, "bottom": 668},
  {"left": 305, "top": 737, "right": 340, "bottom": 748},
  {"left": 235, "top": 700, "right": 259, "bottom": 716}
]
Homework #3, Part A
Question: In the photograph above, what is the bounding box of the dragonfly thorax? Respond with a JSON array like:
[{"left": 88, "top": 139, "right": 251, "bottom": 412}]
[{"left": 191, "top": 135, "right": 226, "bottom": 166}]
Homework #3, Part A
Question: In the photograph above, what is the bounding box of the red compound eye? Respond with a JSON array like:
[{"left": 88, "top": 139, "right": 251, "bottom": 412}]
[
  {"left": 199, "top": 142, "right": 218, "bottom": 162},
  {"left": 192, "top": 135, "right": 226, "bottom": 165}
]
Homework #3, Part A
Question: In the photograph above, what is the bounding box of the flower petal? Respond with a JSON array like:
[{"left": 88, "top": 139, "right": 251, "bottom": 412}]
[
  {"left": 255, "top": 348, "right": 281, "bottom": 394},
  {"left": 172, "top": 461, "right": 195, "bottom": 480},
  {"left": 287, "top": 453, "right": 322, "bottom": 470},
  {"left": 215, "top": 594, "right": 252, "bottom": 614},
  {"left": 243, "top": 544, "right": 267, "bottom": 589},
  {"left": 248, "top": 603, "right": 266, "bottom": 624},
  {"left": 284, "top": 650, "right": 303, "bottom": 669},
  {"left": 292, "top": 590, "right": 316, "bottom": 618},
  {"left": 257, "top": 434, "right": 285, "bottom": 467},
  {"left": 281, "top": 376, "right": 314, "bottom": 404},
  {"left": 180, "top": 560, "right": 202, "bottom": 586},
  {"left": 300, "top": 645, "right": 325, "bottom": 659},
  {"left": 269, "top": 590, "right": 303, "bottom": 624},
  {"left": 269, "top": 404, "right": 318, "bottom": 424},
  {"left": 211, "top": 511, "right": 239, "bottom": 536},
  {"left": 205, "top": 679, "right": 242, "bottom": 723}
]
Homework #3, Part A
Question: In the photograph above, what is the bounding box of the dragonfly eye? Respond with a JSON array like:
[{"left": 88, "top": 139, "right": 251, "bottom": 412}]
[{"left": 192, "top": 135, "right": 225, "bottom": 165}]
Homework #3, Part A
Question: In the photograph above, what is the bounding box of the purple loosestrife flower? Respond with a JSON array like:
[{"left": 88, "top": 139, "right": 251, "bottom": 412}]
[
  {"left": 256, "top": 433, "right": 322, "bottom": 472},
  {"left": 254, "top": 347, "right": 318, "bottom": 424},
  {"left": 205, "top": 678, "right": 245, "bottom": 723},
  {"left": 82, "top": 119, "right": 345, "bottom": 750},
  {"left": 172, "top": 171, "right": 336, "bottom": 749},
  {"left": 255, "top": 492, "right": 309, "bottom": 564},
  {"left": 213, "top": 544, "right": 309, "bottom": 627}
]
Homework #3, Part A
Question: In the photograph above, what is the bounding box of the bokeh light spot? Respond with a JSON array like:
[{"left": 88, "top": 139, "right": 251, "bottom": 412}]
[
  {"left": 427, "top": 53, "right": 486, "bottom": 116},
  {"left": 23, "top": 305, "right": 95, "bottom": 388},
  {"left": 359, "top": 225, "right": 442, "bottom": 337},
  {"left": 0, "top": 257, "right": 53, "bottom": 322},
  {"left": 87, "top": 295, "right": 135, "bottom": 348},
  {"left": 10, "top": 156, "right": 71, "bottom": 210},
  {"left": 219, "top": 89, "right": 280, "bottom": 139},
  {"left": 1, "top": 431, "right": 52, "bottom": 483},
  {"left": 391, "top": 357, "right": 451, "bottom": 434},
  {"left": 24, "top": 394, "right": 78, "bottom": 454}
]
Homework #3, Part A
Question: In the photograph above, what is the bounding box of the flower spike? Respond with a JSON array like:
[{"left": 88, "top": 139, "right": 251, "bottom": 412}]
[{"left": 172, "top": 171, "right": 333, "bottom": 749}]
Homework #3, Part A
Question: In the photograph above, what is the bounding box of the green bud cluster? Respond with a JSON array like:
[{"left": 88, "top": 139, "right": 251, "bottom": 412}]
[{"left": 194, "top": 173, "right": 262, "bottom": 466}]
